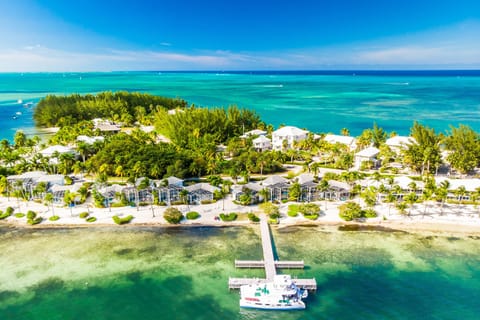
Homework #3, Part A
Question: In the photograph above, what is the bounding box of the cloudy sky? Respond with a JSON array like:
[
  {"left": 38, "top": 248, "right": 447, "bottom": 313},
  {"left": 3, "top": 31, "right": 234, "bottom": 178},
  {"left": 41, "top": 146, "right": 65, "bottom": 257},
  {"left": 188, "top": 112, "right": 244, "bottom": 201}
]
[{"left": 1, "top": 0, "right": 479, "bottom": 71}]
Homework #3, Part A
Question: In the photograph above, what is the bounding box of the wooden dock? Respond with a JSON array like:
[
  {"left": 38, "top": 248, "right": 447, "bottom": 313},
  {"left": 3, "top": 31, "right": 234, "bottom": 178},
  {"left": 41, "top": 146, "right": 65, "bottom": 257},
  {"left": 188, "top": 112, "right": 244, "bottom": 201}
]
[{"left": 229, "top": 214, "right": 316, "bottom": 291}]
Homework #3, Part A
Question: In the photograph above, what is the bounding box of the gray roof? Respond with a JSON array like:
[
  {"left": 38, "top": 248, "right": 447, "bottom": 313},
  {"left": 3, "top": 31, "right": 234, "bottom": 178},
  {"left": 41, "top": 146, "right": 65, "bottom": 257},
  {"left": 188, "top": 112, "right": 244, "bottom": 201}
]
[
  {"left": 261, "top": 175, "right": 289, "bottom": 186},
  {"left": 296, "top": 173, "right": 315, "bottom": 185},
  {"left": 327, "top": 180, "right": 351, "bottom": 191},
  {"left": 185, "top": 183, "right": 219, "bottom": 193}
]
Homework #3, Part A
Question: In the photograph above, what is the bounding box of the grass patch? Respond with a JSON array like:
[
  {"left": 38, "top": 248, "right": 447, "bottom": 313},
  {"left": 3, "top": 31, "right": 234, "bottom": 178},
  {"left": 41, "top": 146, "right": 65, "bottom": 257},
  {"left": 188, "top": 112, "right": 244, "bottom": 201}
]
[
  {"left": 186, "top": 211, "right": 200, "bottom": 220},
  {"left": 86, "top": 217, "right": 97, "bottom": 223},
  {"left": 287, "top": 204, "right": 300, "bottom": 217},
  {"left": 26, "top": 211, "right": 37, "bottom": 220},
  {"left": 79, "top": 212, "right": 89, "bottom": 219},
  {"left": 112, "top": 215, "right": 134, "bottom": 225},
  {"left": 27, "top": 217, "right": 43, "bottom": 225},
  {"left": 219, "top": 213, "right": 237, "bottom": 222},
  {"left": 15, "top": 213, "right": 25, "bottom": 218},
  {"left": 49, "top": 215, "right": 60, "bottom": 221},
  {"left": 247, "top": 213, "right": 260, "bottom": 222}
]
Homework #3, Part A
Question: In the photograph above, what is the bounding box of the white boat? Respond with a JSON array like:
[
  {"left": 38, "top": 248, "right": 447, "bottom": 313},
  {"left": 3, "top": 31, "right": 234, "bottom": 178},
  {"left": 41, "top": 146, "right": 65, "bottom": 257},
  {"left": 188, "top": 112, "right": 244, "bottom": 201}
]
[{"left": 239, "top": 275, "right": 308, "bottom": 310}]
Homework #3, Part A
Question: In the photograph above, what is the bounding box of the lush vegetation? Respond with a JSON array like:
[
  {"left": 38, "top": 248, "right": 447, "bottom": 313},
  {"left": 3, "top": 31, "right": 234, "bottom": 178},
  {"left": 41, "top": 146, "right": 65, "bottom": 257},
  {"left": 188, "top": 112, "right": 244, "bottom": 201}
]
[
  {"left": 34, "top": 91, "right": 187, "bottom": 127},
  {"left": 219, "top": 213, "right": 237, "bottom": 221},
  {"left": 186, "top": 211, "right": 200, "bottom": 220},
  {"left": 86, "top": 217, "right": 97, "bottom": 223},
  {"left": 112, "top": 215, "right": 134, "bottom": 225},
  {"left": 338, "top": 202, "right": 363, "bottom": 221},
  {"left": 299, "top": 203, "right": 320, "bottom": 220},
  {"left": 163, "top": 208, "right": 184, "bottom": 224},
  {"left": 49, "top": 215, "right": 60, "bottom": 221},
  {"left": 247, "top": 212, "right": 260, "bottom": 222},
  {"left": 287, "top": 204, "right": 300, "bottom": 217}
]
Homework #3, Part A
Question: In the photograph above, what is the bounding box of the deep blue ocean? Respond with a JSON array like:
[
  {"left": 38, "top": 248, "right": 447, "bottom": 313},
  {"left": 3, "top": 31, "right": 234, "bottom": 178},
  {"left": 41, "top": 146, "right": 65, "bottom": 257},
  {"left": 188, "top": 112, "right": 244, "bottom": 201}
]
[{"left": 1, "top": 70, "right": 480, "bottom": 140}]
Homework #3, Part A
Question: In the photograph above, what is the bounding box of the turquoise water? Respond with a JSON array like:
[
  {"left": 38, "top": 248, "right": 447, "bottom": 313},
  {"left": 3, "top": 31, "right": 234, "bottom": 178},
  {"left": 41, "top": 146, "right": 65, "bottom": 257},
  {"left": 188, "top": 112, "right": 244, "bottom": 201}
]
[
  {"left": 0, "top": 225, "right": 479, "bottom": 319},
  {"left": 1, "top": 71, "right": 480, "bottom": 140}
]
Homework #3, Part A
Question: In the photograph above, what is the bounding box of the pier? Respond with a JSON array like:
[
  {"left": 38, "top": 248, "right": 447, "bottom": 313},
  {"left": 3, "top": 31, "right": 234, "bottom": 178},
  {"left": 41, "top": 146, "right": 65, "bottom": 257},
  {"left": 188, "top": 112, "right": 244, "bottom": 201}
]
[{"left": 228, "top": 215, "right": 317, "bottom": 291}]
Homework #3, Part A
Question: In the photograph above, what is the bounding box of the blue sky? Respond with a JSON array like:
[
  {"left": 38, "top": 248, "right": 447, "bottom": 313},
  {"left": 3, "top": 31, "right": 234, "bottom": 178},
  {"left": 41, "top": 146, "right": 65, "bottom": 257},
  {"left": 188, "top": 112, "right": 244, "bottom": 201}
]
[{"left": 1, "top": 0, "right": 480, "bottom": 71}]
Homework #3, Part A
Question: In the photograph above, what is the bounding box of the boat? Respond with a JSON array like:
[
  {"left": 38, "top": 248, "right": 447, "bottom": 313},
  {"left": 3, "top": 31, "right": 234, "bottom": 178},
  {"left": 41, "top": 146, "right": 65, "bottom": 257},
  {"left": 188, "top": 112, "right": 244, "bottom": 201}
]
[
  {"left": 15, "top": 111, "right": 22, "bottom": 116},
  {"left": 23, "top": 102, "right": 34, "bottom": 108},
  {"left": 17, "top": 99, "right": 23, "bottom": 104},
  {"left": 239, "top": 275, "right": 308, "bottom": 310}
]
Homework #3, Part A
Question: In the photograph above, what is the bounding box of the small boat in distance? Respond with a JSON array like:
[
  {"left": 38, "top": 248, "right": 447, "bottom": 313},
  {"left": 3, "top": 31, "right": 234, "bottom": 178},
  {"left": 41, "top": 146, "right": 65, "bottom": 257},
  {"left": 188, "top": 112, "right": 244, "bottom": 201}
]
[
  {"left": 15, "top": 111, "right": 22, "bottom": 116},
  {"left": 17, "top": 99, "right": 23, "bottom": 104},
  {"left": 23, "top": 102, "right": 34, "bottom": 108},
  {"left": 239, "top": 275, "right": 308, "bottom": 310}
]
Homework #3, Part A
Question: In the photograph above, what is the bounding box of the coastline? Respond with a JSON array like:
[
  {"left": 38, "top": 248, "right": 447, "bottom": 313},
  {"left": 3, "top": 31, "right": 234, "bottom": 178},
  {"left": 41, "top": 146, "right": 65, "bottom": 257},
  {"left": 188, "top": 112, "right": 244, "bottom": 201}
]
[{"left": 2, "top": 196, "right": 480, "bottom": 236}]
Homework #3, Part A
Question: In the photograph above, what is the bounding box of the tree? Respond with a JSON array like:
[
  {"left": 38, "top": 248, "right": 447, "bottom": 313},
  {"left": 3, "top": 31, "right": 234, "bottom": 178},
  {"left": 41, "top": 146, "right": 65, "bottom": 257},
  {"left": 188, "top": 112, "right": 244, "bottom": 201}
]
[
  {"left": 163, "top": 207, "right": 184, "bottom": 224},
  {"left": 444, "top": 124, "right": 480, "bottom": 174},
  {"left": 372, "top": 122, "right": 387, "bottom": 148},
  {"left": 361, "top": 187, "right": 377, "bottom": 208},
  {"left": 44, "top": 193, "right": 54, "bottom": 217},
  {"left": 288, "top": 182, "right": 301, "bottom": 201},
  {"left": 340, "top": 128, "right": 350, "bottom": 136},
  {"left": 403, "top": 122, "right": 442, "bottom": 175},
  {"left": 454, "top": 185, "right": 467, "bottom": 204},
  {"left": 259, "top": 188, "right": 270, "bottom": 203},
  {"left": 404, "top": 192, "right": 418, "bottom": 216}
]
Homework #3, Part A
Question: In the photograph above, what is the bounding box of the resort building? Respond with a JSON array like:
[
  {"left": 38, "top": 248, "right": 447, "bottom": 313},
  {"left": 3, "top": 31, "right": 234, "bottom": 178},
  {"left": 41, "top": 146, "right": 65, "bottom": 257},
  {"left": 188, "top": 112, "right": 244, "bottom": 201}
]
[
  {"left": 241, "top": 129, "right": 267, "bottom": 138},
  {"left": 354, "top": 146, "right": 380, "bottom": 169},
  {"left": 322, "top": 180, "right": 351, "bottom": 201},
  {"left": 185, "top": 183, "right": 220, "bottom": 204},
  {"left": 261, "top": 175, "right": 290, "bottom": 202},
  {"left": 76, "top": 135, "right": 104, "bottom": 145},
  {"left": 252, "top": 135, "right": 272, "bottom": 151},
  {"left": 233, "top": 182, "right": 264, "bottom": 204},
  {"left": 272, "top": 126, "right": 309, "bottom": 151},
  {"left": 323, "top": 134, "right": 357, "bottom": 151},
  {"left": 296, "top": 173, "right": 318, "bottom": 202},
  {"left": 385, "top": 136, "right": 415, "bottom": 153},
  {"left": 40, "top": 145, "right": 77, "bottom": 158}
]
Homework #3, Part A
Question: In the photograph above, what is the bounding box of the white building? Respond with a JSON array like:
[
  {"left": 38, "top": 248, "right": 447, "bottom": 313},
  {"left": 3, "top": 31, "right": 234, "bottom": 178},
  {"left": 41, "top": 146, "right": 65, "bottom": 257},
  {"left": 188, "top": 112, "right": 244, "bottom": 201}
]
[
  {"left": 272, "top": 126, "right": 309, "bottom": 151},
  {"left": 324, "top": 134, "right": 357, "bottom": 150},
  {"left": 252, "top": 135, "right": 272, "bottom": 151},
  {"left": 386, "top": 136, "right": 415, "bottom": 153},
  {"left": 241, "top": 129, "right": 267, "bottom": 138},
  {"left": 354, "top": 146, "right": 380, "bottom": 169},
  {"left": 77, "top": 135, "right": 104, "bottom": 145}
]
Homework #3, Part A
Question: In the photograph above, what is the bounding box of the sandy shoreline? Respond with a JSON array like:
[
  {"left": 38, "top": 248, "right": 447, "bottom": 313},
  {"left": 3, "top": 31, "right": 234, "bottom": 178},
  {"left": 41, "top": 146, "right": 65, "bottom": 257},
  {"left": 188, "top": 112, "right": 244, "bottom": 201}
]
[{"left": 2, "top": 196, "right": 480, "bottom": 236}]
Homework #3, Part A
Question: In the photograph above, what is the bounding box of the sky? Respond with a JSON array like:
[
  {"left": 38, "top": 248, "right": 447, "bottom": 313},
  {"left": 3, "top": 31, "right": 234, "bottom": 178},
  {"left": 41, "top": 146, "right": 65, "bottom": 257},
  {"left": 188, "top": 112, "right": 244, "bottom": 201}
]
[{"left": 0, "top": 0, "right": 480, "bottom": 71}]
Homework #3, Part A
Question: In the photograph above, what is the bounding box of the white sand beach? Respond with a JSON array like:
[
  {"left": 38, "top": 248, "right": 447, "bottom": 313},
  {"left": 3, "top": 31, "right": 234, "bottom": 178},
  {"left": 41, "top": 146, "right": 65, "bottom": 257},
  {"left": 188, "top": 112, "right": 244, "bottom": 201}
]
[{"left": 2, "top": 196, "right": 480, "bottom": 235}]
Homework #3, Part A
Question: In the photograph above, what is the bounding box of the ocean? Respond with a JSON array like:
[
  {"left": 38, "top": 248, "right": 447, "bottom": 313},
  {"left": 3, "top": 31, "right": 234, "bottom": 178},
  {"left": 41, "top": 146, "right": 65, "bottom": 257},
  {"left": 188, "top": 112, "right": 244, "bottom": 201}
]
[
  {"left": 0, "top": 225, "right": 479, "bottom": 319},
  {"left": 1, "top": 70, "right": 480, "bottom": 140}
]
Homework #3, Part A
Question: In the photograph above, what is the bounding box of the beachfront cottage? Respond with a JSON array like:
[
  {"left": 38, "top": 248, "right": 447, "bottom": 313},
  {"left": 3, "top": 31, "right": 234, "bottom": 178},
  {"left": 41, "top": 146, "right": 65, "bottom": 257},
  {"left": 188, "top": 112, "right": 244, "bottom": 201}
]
[
  {"left": 323, "top": 134, "right": 357, "bottom": 151},
  {"left": 233, "top": 182, "right": 264, "bottom": 204},
  {"left": 7, "top": 171, "right": 65, "bottom": 200},
  {"left": 252, "top": 135, "right": 272, "bottom": 152},
  {"left": 271, "top": 126, "right": 309, "bottom": 151},
  {"left": 185, "top": 183, "right": 220, "bottom": 204},
  {"left": 261, "top": 175, "right": 290, "bottom": 202},
  {"left": 50, "top": 183, "right": 83, "bottom": 204},
  {"left": 154, "top": 176, "right": 184, "bottom": 204},
  {"left": 354, "top": 146, "right": 380, "bottom": 169},
  {"left": 295, "top": 173, "right": 318, "bottom": 202},
  {"left": 385, "top": 136, "right": 415, "bottom": 153},
  {"left": 323, "top": 180, "right": 351, "bottom": 201}
]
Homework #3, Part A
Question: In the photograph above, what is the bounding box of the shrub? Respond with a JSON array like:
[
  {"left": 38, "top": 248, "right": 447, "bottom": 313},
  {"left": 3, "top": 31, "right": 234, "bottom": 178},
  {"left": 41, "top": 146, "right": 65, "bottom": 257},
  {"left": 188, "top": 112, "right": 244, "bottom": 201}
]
[
  {"left": 339, "top": 201, "right": 363, "bottom": 221},
  {"left": 219, "top": 213, "right": 237, "bottom": 222},
  {"left": 27, "top": 217, "right": 43, "bottom": 225},
  {"left": 247, "top": 213, "right": 260, "bottom": 222},
  {"left": 259, "top": 202, "right": 279, "bottom": 217},
  {"left": 171, "top": 201, "right": 184, "bottom": 205},
  {"left": 111, "top": 202, "right": 126, "bottom": 208},
  {"left": 300, "top": 203, "right": 320, "bottom": 220},
  {"left": 15, "top": 213, "right": 25, "bottom": 218},
  {"left": 79, "top": 212, "right": 89, "bottom": 219},
  {"left": 0, "top": 210, "right": 12, "bottom": 220},
  {"left": 287, "top": 204, "right": 300, "bottom": 217},
  {"left": 86, "top": 217, "right": 97, "bottom": 223},
  {"left": 112, "top": 215, "right": 134, "bottom": 225},
  {"left": 6, "top": 207, "right": 15, "bottom": 215},
  {"left": 363, "top": 208, "right": 378, "bottom": 218},
  {"left": 163, "top": 208, "right": 184, "bottom": 224},
  {"left": 26, "top": 210, "right": 37, "bottom": 220},
  {"left": 186, "top": 211, "right": 200, "bottom": 220},
  {"left": 49, "top": 215, "right": 60, "bottom": 221},
  {"left": 201, "top": 199, "right": 215, "bottom": 204}
]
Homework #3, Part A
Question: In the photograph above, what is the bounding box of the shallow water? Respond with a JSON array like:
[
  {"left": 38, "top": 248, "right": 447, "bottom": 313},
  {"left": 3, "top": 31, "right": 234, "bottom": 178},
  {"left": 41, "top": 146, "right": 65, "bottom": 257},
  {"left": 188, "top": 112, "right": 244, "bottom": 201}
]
[{"left": 0, "top": 225, "right": 479, "bottom": 319}]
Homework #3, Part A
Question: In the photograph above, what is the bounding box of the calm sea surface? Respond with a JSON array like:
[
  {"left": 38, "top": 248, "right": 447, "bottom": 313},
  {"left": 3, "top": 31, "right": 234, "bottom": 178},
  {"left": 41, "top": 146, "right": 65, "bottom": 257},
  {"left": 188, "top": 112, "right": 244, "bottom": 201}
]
[
  {"left": 1, "top": 71, "right": 480, "bottom": 140},
  {"left": 0, "top": 225, "right": 479, "bottom": 320}
]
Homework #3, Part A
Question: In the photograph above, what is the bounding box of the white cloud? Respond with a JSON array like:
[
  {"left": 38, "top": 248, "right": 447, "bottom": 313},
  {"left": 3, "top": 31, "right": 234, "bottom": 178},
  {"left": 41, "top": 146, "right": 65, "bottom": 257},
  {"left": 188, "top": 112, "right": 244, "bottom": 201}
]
[{"left": 1, "top": 21, "right": 480, "bottom": 71}]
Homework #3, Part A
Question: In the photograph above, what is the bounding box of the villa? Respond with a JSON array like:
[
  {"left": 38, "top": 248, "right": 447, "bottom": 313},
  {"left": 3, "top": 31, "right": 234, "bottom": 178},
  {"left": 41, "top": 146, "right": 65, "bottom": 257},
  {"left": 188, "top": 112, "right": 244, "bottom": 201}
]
[
  {"left": 386, "top": 136, "right": 415, "bottom": 153},
  {"left": 261, "top": 175, "right": 290, "bottom": 202},
  {"left": 354, "top": 146, "right": 380, "bottom": 169},
  {"left": 324, "top": 134, "right": 357, "bottom": 151},
  {"left": 272, "top": 126, "right": 309, "bottom": 151},
  {"left": 252, "top": 135, "right": 272, "bottom": 151},
  {"left": 240, "top": 129, "right": 267, "bottom": 138},
  {"left": 185, "top": 183, "right": 220, "bottom": 204}
]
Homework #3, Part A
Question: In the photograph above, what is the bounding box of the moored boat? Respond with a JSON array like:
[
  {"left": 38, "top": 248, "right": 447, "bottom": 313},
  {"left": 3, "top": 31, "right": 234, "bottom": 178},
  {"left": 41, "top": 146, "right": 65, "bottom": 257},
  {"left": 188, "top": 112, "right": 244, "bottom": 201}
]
[{"left": 239, "top": 275, "right": 308, "bottom": 310}]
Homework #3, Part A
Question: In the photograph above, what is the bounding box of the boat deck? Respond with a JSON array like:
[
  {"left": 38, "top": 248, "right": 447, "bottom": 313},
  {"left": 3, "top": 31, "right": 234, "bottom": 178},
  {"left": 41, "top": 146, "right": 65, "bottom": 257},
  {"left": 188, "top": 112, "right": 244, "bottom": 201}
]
[{"left": 229, "top": 214, "right": 317, "bottom": 291}]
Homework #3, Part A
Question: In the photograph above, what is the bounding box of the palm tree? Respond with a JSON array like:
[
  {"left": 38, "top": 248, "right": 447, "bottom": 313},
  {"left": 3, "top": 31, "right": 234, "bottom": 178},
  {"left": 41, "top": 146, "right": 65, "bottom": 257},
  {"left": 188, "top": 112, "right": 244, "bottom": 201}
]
[
  {"left": 340, "top": 128, "right": 350, "bottom": 136},
  {"left": 385, "top": 192, "right": 396, "bottom": 216},
  {"left": 318, "top": 179, "right": 329, "bottom": 210},
  {"left": 404, "top": 192, "right": 418, "bottom": 216},
  {"left": 259, "top": 188, "right": 270, "bottom": 203},
  {"left": 455, "top": 185, "right": 467, "bottom": 204},
  {"left": 45, "top": 193, "right": 54, "bottom": 217},
  {"left": 421, "top": 189, "right": 433, "bottom": 217}
]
